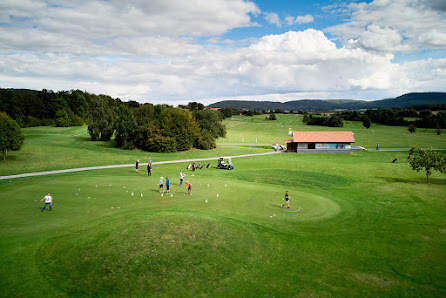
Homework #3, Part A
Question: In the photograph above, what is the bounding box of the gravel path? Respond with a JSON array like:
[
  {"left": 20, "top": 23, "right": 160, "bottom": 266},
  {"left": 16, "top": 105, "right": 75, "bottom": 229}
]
[{"left": 0, "top": 151, "right": 281, "bottom": 180}]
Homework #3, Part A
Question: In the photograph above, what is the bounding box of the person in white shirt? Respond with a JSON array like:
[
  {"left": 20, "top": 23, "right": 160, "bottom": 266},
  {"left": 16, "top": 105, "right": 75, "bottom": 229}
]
[
  {"left": 179, "top": 171, "right": 186, "bottom": 186},
  {"left": 40, "top": 192, "right": 53, "bottom": 212}
]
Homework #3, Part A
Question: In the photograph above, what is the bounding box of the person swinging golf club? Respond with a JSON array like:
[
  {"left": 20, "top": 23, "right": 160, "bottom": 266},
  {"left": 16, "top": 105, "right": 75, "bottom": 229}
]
[
  {"left": 40, "top": 192, "right": 53, "bottom": 212},
  {"left": 281, "top": 190, "right": 290, "bottom": 208},
  {"left": 186, "top": 181, "right": 192, "bottom": 195}
]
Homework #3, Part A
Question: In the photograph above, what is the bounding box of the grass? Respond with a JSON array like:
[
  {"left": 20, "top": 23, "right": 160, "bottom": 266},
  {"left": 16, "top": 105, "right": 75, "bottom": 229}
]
[
  {"left": 0, "top": 116, "right": 445, "bottom": 296},
  {"left": 0, "top": 125, "right": 271, "bottom": 176},
  {"left": 220, "top": 114, "right": 446, "bottom": 150}
]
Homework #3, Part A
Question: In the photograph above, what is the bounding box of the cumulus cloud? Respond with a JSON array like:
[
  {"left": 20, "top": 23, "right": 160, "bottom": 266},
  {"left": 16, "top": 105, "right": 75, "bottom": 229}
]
[
  {"left": 0, "top": 0, "right": 260, "bottom": 53},
  {"left": 285, "top": 14, "right": 314, "bottom": 26},
  {"left": 325, "top": 0, "right": 446, "bottom": 53},
  {"left": 0, "top": 0, "right": 444, "bottom": 105},
  {"left": 295, "top": 14, "right": 314, "bottom": 24},
  {"left": 4, "top": 28, "right": 435, "bottom": 105},
  {"left": 263, "top": 12, "right": 281, "bottom": 27}
]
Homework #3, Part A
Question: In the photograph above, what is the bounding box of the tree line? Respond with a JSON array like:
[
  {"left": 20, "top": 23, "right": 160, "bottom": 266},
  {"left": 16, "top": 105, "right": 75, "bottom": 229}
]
[
  {"left": 339, "top": 108, "right": 446, "bottom": 129},
  {"left": 0, "top": 89, "right": 226, "bottom": 153}
]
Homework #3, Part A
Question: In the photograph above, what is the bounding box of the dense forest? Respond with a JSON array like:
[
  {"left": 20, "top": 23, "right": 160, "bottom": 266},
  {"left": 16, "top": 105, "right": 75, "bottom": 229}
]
[
  {"left": 0, "top": 89, "right": 225, "bottom": 152},
  {"left": 1, "top": 88, "right": 444, "bottom": 149},
  {"left": 209, "top": 92, "right": 446, "bottom": 111}
]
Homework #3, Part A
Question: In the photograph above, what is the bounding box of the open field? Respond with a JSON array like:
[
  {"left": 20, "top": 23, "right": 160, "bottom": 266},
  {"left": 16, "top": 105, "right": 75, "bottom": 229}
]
[
  {"left": 0, "top": 125, "right": 271, "bottom": 176},
  {"left": 1, "top": 114, "right": 444, "bottom": 176},
  {"left": 1, "top": 116, "right": 445, "bottom": 296},
  {"left": 220, "top": 114, "right": 446, "bottom": 150}
]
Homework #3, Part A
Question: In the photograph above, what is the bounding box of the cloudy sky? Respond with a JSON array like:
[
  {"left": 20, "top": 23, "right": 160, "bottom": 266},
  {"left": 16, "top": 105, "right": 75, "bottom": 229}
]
[{"left": 1, "top": 0, "right": 445, "bottom": 105}]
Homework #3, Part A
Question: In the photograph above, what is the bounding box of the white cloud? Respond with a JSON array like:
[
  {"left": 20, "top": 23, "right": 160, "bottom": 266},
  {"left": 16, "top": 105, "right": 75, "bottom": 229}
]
[
  {"left": 325, "top": 0, "right": 446, "bottom": 53},
  {"left": 0, "top": 0, "right": 261, "bottom": 50},
  {"left": 4, "top": 28, "right": 432, "bottom": 105},
  {"left": 264, "top": 12, "right": 281, "bottom": 27},
  {"left": 0, "top": 0, "right": 444, "bottom": 105},
  {"left": 285, "top": 16, "right": 295, "bottom": 26},
  {"left": 284, "top": 14, "right": 314, "bottom": 26},
  {"left": 295, "top": 14, "right": 314, "bottom": 24}
]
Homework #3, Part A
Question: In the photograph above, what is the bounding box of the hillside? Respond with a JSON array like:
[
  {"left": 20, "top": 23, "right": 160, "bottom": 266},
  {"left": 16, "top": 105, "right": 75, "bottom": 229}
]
[{"left": 208, "top": 92, "right": 446, "bottom": 111}]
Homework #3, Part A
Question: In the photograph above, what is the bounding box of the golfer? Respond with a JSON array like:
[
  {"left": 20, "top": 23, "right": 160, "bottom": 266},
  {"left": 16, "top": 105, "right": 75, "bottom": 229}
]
[
  {"left": 40, "top": 192, "right": 53, "bottom": 212},
  {"left": 147, "top": 162, "right": 152, "bottom": 177},
  {"left": 135, "top": 160, "right": 139, "bottom": 173},
  {"left": 166, "top": 177, "right": 170, "bottom": 193},
  {"left": 179, "top": 171, "right": 186, "bottom": 186},
  {"left": 159, "top": 177, "right": 164, "bottom": 193},
  {"left": 186, "top": 181, "right": 192, "bottom": 195},
  {"left": 281, "top": 190, "right": 291, "bottom": 208}
]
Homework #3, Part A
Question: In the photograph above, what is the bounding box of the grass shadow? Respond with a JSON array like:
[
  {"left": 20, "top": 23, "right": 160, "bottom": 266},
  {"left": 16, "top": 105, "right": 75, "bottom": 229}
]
[{"left": 380, "top": 176, "right": 446, "bottom": 185}]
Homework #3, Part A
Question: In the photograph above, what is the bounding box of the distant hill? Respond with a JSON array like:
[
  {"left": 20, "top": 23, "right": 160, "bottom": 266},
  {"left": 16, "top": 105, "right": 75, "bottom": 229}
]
[{"left": 208, "top": 92, "right": 446, "bottom": 111}]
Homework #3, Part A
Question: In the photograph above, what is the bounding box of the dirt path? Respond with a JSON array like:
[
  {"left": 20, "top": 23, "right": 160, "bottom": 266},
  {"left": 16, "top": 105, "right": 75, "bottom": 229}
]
[{"left": 0, "top": 151, "right": 281, "bottom": 180}]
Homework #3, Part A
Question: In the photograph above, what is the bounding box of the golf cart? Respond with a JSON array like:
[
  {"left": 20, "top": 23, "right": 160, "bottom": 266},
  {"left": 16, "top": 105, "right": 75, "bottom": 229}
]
[{"left": 217, "top": 157, "right": 234, "bottom": 170}]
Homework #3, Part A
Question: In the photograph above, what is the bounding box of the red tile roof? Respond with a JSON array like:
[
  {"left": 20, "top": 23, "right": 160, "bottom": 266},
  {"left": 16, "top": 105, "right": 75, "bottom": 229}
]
[{"left": 290, "top": 131, "right": 355, "bottom": 143}]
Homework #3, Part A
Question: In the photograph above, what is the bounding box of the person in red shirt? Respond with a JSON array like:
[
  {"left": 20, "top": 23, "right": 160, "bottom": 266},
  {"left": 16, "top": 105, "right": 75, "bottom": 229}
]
[{"left": 186, "top": 181, "right": 192, "bottom": 195}]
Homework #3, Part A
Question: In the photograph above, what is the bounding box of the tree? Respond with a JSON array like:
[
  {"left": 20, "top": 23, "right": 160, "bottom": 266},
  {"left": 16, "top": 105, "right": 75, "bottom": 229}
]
[
  {"left": 302, "top": 113, "right": 309, "bottom": 123},
  {"left": 55, "top": 109, "right": 71, "bottom": 127},
  {"left": 362, "top": 115, "right": 371, "bottom": 128},
  {"left": 269, "top": 113, "right": 277, "bottom": 120},
  {"left": 0, "top": 112, "right": 25, "bottom": 160},
  {"left": 193, "top": 109, "right": 226, "bottom": 139},
  {"left": 113, "top": 106, "right": 138, "bottom": 149},
  {"left": 88, "top": 97, "right": 115, "bottom": 141},
  {"left": 325, "top": 114, "right": 343, "bottom": 127},
  {"left": 408, "top": 124, "right": 416, "bottom": 133},
  {"left": 408, "top": 147, "right": 446, "bottom": 183},
  {"left": 187, "top": 102, "right": 204, "bottom": 111}
]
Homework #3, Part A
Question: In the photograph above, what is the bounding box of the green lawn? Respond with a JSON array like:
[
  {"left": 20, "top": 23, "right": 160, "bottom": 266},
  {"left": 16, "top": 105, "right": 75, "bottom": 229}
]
[
  {"left": 0, "top": 125, "right": 271, "bottom": 176},
  {"left": 220, "top": 114, "right": 446, "bottom": 150},
  {"left": 0, "top": 116, "right": 445, "bottom": 296}
]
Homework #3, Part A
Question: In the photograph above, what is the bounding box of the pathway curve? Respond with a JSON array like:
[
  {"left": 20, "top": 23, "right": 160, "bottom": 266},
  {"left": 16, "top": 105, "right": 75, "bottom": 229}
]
[{"left": 0, "top": 151, "right": 281, "bottom": 180}]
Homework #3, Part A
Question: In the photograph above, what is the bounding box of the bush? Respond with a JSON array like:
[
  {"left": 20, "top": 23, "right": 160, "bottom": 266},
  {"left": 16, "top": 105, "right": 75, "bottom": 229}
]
[
  {"left": 408, "top": 124, "right": 416, "bottom": 133},
  {"left": 195, "top": 133, "right": 216, "bottom": 150},
  {"left": 71, "top": 115, "right": 84, "bottom": 126},
  {"left": 362, "top": 115, "right": 371, "bottom": 128},
  {"left": 146, "top": 135, "right": 177, "bottom": 152},
  {"left": 55, "top": 110, "right": 71, "bottom": 127}
]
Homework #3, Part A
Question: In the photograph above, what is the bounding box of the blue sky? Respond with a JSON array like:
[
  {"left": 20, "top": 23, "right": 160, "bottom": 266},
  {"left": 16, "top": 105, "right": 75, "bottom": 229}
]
[{"left": 0, "top": 0, "right": 445, "bottom": 105}]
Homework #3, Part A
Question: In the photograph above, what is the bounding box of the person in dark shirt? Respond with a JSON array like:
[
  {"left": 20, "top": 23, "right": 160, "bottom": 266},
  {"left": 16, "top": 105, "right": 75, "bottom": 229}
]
[{"left": 281, "top": 190, "right": 291, "bottom": 208}]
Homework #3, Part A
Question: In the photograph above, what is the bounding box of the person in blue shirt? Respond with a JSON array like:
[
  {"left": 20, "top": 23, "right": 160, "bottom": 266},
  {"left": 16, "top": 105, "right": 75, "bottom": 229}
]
[{"left": 166, "top": 177, "right": 170, "bottom": 193}]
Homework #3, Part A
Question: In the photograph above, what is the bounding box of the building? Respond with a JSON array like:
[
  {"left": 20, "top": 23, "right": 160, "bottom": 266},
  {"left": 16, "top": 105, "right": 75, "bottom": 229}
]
[{"left": 285, "top": 131, "right": 355, "bottom": 154}]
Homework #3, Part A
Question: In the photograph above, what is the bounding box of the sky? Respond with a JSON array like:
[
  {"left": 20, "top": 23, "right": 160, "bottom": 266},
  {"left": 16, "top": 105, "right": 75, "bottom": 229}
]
[{"left": 1, "top": 0, "right": 445, "bottom": 105}]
